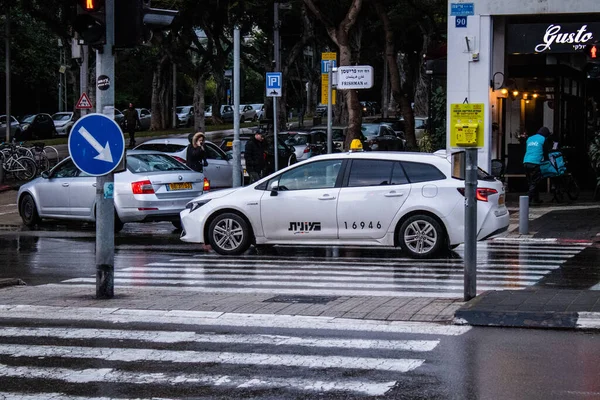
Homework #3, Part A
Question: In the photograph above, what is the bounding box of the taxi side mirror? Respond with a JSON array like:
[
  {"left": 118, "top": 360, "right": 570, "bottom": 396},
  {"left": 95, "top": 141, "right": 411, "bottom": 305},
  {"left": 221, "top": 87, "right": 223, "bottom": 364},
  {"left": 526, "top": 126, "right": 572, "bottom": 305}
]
[{"left": 269, "top": 181, "right": 279, "bottom": 196}]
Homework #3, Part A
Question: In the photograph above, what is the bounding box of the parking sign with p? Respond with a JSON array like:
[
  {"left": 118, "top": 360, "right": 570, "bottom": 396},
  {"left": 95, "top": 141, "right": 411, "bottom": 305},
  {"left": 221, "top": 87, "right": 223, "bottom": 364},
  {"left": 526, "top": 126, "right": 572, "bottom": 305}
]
[{"left": 266, "top": 72, "right": 282, "bottom": 97}]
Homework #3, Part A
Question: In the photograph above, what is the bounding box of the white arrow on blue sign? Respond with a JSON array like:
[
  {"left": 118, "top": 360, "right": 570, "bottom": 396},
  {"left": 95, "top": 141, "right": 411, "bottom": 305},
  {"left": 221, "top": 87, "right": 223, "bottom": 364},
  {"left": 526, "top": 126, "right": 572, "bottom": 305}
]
[{"left": 68, "top": 113, "right": 125, "bottom": 176}]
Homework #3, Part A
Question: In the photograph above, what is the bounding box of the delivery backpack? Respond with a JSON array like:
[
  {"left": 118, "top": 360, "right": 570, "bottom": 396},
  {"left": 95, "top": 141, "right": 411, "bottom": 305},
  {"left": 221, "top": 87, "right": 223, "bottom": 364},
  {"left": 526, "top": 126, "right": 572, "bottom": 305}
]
[{"left": 540, "top": 151, "right": 567, "bottom": 178}]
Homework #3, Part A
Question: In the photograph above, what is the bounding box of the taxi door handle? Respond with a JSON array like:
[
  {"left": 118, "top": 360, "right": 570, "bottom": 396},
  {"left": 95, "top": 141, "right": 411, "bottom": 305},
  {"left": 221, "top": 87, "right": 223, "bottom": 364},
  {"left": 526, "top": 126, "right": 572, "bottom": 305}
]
[
  {"left": 92, "top": 183, "right": 97, "bottom": 187},
  {"left": 62, "top": 183, "right": 69, "bottom": 187},
  {"left": 384, "top": 191, "right": 404, "bottom": 197},
  {"left": 318, "top": 194, "right": 336, "bottom": 200}
]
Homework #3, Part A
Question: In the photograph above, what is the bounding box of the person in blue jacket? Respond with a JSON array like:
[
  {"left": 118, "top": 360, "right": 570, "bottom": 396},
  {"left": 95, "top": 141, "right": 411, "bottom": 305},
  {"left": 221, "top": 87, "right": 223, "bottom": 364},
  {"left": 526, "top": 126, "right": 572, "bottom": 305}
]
[{"left": 523, "top": 126, "right": 552, "bottom": 205}]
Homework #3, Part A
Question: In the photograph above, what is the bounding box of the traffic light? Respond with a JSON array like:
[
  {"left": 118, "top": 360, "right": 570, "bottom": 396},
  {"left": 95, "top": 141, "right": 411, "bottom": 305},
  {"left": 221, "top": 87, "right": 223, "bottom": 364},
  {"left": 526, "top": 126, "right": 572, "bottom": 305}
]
[
  {"left": 585, "top": 43, "right": 599, "bottom": 60},
  {"left": 114, "top": 0, "right": 178, "bottom": 48},
  {"left": 73, "top": 0, "right": 106, "bottom": 46}
]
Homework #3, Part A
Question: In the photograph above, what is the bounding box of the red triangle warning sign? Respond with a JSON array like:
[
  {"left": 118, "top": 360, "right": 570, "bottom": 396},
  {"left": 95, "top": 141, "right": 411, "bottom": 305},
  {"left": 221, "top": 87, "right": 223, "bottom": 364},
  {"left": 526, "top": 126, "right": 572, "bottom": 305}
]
[{"left": 76, "top": 93, "right": 93, "bottom": 109}]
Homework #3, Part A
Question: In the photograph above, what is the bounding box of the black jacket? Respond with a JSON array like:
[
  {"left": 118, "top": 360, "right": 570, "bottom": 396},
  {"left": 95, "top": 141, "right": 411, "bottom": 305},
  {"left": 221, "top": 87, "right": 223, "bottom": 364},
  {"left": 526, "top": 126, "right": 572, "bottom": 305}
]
[
  {"left": 186, "top": 145, "right": 208, "bottom": 173},
  {"left": 244, "top": 137, "right": 266, "bottom": 173}
]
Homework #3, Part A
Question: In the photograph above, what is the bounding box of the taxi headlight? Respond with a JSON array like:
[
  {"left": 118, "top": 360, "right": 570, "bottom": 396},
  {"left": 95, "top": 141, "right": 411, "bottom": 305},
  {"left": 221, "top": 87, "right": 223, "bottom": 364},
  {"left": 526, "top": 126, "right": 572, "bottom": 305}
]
[{"left": 186, "top": 199, "right": 211, "bottom": 213}]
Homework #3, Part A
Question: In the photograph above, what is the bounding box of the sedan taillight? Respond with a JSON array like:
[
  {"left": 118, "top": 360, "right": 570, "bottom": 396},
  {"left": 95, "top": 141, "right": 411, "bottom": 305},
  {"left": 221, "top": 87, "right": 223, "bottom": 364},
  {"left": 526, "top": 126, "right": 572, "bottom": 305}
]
[
  {"left": 132, "top": 180, "right": 155, "bottom": 194},
  {"left": 303, "top": 147, "right": 311, "bottom": 153},
  {"left": 457, "top": 188, "right": 498, "bottom": 202},
  {"left": 203, "top": 177, "right": 210, "bottom": 191}
]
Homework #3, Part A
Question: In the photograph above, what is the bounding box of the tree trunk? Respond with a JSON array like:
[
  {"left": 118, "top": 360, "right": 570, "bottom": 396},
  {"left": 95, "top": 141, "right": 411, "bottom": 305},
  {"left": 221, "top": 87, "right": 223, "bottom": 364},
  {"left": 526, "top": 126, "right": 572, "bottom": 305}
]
[
  {"left": 193, "top": 75, "right": 206, "bottom": 133},
  {"left": 374, "top": 0, "right": 416, "bottom": 150},
  {"left": 150, "top": 54, "right": 171, "bottom": 130}
]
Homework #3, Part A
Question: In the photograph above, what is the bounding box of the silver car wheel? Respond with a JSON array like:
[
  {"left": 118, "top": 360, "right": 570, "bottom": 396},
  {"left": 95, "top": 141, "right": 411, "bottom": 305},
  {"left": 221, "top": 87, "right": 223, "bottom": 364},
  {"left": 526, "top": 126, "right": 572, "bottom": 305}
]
[
  {"left": 208, "top": 213, "right": 251, "bottom": 255},
  {"left": 402, "top": 218, "right": 439, "bottom": 256}
]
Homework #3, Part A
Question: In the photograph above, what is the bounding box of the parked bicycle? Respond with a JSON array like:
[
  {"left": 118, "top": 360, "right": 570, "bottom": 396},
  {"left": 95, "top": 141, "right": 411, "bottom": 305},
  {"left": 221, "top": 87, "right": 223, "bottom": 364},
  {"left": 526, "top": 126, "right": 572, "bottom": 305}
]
[
  {"left": 0, "top": 143, "right": 38, "bottom": 181},
  {"left": 540, "top": 148, "right": 580, "bottom": 202}
]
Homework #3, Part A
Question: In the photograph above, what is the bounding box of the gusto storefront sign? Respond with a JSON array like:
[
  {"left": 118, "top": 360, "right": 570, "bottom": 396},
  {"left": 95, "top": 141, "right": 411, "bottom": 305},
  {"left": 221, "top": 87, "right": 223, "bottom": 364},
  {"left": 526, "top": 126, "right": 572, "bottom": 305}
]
[{"left": 507, "top": 22, "right": 600, "bottom": 54}]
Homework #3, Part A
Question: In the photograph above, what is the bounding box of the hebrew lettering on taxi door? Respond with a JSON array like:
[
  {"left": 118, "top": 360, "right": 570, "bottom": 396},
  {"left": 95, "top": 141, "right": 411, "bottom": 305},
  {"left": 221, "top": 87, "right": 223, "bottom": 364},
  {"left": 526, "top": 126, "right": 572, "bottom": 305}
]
[{"left": 288, "top": 222, "right": 322, "bottom": 233}]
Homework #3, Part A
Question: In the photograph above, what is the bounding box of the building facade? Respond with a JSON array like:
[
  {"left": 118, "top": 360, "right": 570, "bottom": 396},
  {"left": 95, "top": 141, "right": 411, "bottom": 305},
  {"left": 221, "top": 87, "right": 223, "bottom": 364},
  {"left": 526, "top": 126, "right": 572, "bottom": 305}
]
[{"left": 447, "top": 0, "right": 600, "bottom": 188}]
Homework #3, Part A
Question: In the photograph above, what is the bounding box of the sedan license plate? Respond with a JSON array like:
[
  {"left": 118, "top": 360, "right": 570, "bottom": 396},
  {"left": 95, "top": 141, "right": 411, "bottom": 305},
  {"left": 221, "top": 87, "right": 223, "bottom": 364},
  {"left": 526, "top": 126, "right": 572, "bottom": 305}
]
[
  {"left": 498, "top": 194, "right": 505, "bottom": 205},
  {"left": 167, "top": 182, "right": 192, "bottom": 191}
]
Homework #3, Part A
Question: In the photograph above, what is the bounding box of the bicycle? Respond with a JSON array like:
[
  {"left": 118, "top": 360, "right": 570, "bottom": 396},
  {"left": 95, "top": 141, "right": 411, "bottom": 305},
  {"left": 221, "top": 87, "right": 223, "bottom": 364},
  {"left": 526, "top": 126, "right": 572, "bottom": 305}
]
[
  {"left": 0, "top": 144, "right": 38, "bottom": 181},
  {"left": 541, "top": 149, "right": 580, "bottom": 202}
]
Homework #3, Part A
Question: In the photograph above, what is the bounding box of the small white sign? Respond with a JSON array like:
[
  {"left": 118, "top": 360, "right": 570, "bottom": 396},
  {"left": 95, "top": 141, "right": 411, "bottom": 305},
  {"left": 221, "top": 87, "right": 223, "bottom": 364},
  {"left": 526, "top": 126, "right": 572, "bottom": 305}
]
[{"left": 336, "top": 66, "right": 374, "bottom": 89}]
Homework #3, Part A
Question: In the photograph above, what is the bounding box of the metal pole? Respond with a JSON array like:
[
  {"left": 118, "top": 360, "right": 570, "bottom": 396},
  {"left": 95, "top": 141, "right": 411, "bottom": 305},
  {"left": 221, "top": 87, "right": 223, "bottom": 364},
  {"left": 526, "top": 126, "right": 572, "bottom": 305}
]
[
  {"left": 273, "top": 96, "right": 279, "bottom": 171},
  {"left": 95, "top": 0, "right": 116, "bottom": 299},
  {"left": 382, "top": 53, "right": 388, "bottom": 119},
  {"left": 80, "top": 45, "right": 89, "bottom": 117},
  {"left": 327, "top": 63, "right": 332, "bottom": 153},
  {"left": 172, "top": 62, "right": 177, "bottom": 129},
  {"left": 464, "top": 148, "right": 478, "bottom": 301},
  {"left": 58, "top": 42, "right": 63, "bottom": 113},
  {"left": 232, "top": 27, "right": 242, "bottom": 187},
  {"left": 5, "top": 7, "right": 11, "bottom": 144},
  {"left": 519, "top": 196, "right": 529, "bottom": 234}
]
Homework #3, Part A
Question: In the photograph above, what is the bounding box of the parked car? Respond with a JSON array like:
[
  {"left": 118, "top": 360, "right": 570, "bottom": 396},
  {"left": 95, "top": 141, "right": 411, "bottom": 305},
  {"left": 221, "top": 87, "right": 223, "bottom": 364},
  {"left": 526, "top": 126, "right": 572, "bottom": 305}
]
[
  {"left": 176, "top": 106, "right": 194, "bottom": 127},
  {"left": 17, "top": 151, "right": 207, "bottom": 231},
  {"left": 205, "top": 105, "right": 238, "bottom": 124},
  {"left": 240, "top": 105, "right": 257, "bottom": 122},
  {"left": 114, "top": 109, "right": 125, "bottom": 128},
  {"left": 219, "top": 133, "right": 297, "bottom": 181},
  {"left": 133, "top": 137, "right": 236, "bottom": 190},
  {"left": 17, "top": 113, "right": 57, "bottom": 140},
  {"left": 251, "top": 103, "right": 265, "bottom": 120},
  {"left": 310, "top": 125, "right": 348, "bottom": 150},
  {"left": 398, "top": 116, "right": 429, "bottom": 141},
  {"left": 372, "top": 118, "right": 407, "bottom": 148},
  {"left": 51, "top": 112, "right": 77, "bottom": 136},
  {"left": 361, "top": 123, "right": 405, "bottom": 151},
  {"left": 279, "top": 130, "right": 327, "bottom": 161},
  {"left": 179, "top": 151, "right": 509, "bottom": 258},
  {"left": 136, "top": 108, "right": 152, "bottom": 131},
  {"left": 0, "top": 115, "right": 22, "bottom": 140}
]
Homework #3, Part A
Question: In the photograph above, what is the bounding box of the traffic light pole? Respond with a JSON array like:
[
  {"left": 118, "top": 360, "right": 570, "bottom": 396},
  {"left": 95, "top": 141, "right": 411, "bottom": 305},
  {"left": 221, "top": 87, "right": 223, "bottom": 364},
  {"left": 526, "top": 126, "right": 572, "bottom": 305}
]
[{"left": 95, "top": 0, "right": 115, "bottom": 299}]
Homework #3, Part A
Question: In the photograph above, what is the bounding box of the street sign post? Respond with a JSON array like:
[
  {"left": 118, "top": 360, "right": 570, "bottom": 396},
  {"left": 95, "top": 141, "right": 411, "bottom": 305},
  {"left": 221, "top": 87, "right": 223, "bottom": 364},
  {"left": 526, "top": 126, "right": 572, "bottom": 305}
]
[
  {"left": 266, "top": 72, "right": 282, "bottom": 171},
  {"left": 321, "top": 52, "right": 336, "bottom": 105},
  {"left": 68, "top": 113, "right": 125, "bottom": 176}
]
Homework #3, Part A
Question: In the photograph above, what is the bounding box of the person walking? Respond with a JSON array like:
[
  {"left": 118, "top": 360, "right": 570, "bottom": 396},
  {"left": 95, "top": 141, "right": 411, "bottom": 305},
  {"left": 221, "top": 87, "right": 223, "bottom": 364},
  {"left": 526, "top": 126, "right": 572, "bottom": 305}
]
[
  {"left": 123, "top": 103, "right": 141, "bottom": 148},
  {"left": 523, "top": 126, "right": 552, "bottom": 205},
  {"left": 186, "top": 132, "right": 209, "bottom": 173},
  {"left": 244, "top": 131, "right": 266, "bottom": 183}
]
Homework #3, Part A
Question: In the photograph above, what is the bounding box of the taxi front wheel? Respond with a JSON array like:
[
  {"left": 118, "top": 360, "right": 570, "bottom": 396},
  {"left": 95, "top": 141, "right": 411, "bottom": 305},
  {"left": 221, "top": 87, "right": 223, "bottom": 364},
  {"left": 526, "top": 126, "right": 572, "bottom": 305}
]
[
  {"left": 208, "top": 213, "right": 251, "bottom": 255},
  {"left": 398, "top": 215, "right": 443, "bottom": 259}
]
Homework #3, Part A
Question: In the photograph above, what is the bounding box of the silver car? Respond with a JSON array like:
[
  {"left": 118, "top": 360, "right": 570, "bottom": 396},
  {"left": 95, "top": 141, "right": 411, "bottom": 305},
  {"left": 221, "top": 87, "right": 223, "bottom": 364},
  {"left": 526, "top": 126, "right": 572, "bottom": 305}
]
[
  {"left": 0, "top": 115, "right": 22, "bottom": 140},
  {"left": 17, "top": 151, "right": 206, "bottom": 231},
  {"left": 52, "top": 112, "right": 77, "bottom": 136},
  {"left": 134, "top": 138, "right": 236, "bottom": 190}
]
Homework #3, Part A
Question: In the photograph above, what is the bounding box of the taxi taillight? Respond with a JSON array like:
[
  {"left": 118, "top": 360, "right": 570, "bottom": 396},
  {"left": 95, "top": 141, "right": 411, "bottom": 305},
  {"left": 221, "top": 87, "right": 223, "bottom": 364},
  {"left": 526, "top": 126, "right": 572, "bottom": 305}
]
[
  {"left": 203, "top": 177, "right": 210, "bottom": 191},
  {"left": 457, "top": 188, "right": 498, "bottom": 202}
]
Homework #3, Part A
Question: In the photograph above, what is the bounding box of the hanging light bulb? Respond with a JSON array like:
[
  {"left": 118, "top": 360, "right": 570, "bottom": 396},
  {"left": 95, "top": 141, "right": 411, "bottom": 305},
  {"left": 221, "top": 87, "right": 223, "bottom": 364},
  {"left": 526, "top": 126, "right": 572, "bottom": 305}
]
[
  {"left": 512, "top": 90, "right": 519, "bottom": 97},
  {"left": 501, "top": 88, "right": 508, "bottom": 95},
  {"left": 533, "top": 93, "right": 539, "bottom": 99}
]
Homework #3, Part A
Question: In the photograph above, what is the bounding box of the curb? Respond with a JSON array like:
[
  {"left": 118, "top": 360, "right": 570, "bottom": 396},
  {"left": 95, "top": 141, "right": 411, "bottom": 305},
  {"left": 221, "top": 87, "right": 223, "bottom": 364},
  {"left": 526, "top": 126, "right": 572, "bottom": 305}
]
[{"left": 0, "top": 278, "right": 27, "bottom": 289}]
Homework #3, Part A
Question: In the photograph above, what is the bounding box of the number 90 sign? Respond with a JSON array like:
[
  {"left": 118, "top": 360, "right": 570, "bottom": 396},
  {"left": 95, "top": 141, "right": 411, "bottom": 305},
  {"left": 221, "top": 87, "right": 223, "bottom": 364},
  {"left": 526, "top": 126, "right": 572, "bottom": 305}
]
[{"left": 455, "top": 16, "right": 467, "bottom": 28}]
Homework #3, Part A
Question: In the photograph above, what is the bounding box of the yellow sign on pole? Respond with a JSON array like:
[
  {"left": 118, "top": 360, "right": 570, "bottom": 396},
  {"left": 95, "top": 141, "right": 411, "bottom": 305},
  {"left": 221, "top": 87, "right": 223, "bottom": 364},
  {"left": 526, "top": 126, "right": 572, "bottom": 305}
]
[
  {"left": 450, "top": 103, "right": 485, "bottom": 147},
  {"left": 321, "top": 52, "right": 337, "bottom": 105}
]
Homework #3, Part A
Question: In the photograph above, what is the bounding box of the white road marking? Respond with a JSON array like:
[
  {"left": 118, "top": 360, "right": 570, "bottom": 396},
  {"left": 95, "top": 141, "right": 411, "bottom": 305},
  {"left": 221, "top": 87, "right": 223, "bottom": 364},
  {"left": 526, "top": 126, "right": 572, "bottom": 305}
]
[
  {"left": 0, "top": 393, "right": 155, "bottom": 400},
  {"left": 0, "top": 344, "right": 425, "bottom": 372},
  {"left": 0, "top": 327, "right": 440, "bottom": 351},
  {"left": 0, "top": 305, "right": 472, "bottom": 335},
  {"left": 576, "top": 312, "right": 600, "bottom": 329},
  {"left": 0, "top": 365, "right": 396, "bottom": 396}
]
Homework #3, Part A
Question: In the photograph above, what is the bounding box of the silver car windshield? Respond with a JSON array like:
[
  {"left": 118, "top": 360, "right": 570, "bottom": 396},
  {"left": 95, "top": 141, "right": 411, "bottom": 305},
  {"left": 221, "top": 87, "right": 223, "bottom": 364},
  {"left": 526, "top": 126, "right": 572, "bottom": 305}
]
[{"left": 127, "top": 154, "right": 189, "bottom": 173}]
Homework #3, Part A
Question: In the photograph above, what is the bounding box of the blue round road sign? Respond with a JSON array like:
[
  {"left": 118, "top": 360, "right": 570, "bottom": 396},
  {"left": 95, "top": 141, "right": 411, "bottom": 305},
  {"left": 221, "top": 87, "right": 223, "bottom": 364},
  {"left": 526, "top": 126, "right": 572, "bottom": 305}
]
[{"left": 68, "top": 113, "right": 125, "bottom": 176}]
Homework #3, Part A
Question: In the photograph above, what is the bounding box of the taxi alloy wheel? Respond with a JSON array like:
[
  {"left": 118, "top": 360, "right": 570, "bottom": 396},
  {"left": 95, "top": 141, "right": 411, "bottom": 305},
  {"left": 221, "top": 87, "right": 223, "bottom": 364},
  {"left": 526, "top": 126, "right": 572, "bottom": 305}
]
[
  {"left": 208, "top": 213, "right": 251, "bottom": 255},
  {"left": 399, "top": 215, "right": 443, "bottom": 258}
]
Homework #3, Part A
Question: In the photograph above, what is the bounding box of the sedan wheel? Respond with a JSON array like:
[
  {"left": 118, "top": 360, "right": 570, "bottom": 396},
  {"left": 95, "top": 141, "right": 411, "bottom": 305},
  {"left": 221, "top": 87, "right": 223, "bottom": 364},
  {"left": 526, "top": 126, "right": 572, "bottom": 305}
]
[
  {"left": 208, "top": 213, "right": 251, "bottom": 255},
  {"left": 19, "top": 194, "right": 40, "bottom": 227},
  {"left": 398, "top": 215, "right": 444, "bottom": 258}
]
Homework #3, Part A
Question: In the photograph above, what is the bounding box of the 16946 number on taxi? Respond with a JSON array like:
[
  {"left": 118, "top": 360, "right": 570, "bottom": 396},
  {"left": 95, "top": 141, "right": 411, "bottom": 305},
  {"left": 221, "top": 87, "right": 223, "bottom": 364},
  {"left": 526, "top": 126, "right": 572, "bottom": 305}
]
[{"left": 343, "top": 221, "right": 382, "bottom": 230}]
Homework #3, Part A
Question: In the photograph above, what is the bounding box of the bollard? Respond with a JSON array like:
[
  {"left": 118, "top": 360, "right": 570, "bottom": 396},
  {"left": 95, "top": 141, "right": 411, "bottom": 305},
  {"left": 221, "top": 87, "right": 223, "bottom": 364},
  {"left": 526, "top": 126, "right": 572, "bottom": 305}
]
[{"left": 519, "top": 195, "right": 529, "bottom": 235}]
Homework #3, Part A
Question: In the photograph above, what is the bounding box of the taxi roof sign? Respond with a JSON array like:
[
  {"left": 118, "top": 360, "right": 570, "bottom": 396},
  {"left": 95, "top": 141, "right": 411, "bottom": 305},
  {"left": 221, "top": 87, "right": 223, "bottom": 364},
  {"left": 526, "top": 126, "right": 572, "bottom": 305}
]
[{"left": 349, "top": 139, "right": 363, "bottom": 151}]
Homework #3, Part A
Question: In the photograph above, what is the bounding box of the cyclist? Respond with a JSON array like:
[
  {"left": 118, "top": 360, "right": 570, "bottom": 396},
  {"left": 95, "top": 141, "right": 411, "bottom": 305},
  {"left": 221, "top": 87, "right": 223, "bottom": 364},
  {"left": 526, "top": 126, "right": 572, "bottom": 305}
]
[{"left": 523, "top": 126, "right": 553, "bottom": 205}]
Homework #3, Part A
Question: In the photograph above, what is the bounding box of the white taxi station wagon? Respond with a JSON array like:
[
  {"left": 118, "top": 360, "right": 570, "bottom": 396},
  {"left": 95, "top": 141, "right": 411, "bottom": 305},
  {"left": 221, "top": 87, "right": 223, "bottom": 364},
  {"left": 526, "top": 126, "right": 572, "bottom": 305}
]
[{"left": 180, "top": 148, "right": 509, "bottom": 258}]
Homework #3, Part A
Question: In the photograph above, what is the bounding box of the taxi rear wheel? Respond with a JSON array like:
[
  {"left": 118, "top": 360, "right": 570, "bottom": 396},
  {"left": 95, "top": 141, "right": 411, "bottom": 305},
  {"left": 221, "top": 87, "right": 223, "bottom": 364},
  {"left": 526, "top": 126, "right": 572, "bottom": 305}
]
[
  {"left": 398, "top": 215, "right": 444, "bottom": 259},
  {"left": 208, "top": 213, "right": 251, "bottom": 255}
]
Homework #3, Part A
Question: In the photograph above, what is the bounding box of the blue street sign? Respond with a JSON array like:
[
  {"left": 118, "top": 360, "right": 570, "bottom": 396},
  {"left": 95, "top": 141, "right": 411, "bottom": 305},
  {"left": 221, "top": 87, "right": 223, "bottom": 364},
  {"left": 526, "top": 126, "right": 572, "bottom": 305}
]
[
  {"left": 321, "top": 60, "right": 337, "bottom": 74},
  {"left": 455, "top": 16, "right": 467, "bottom": 28},
  {"left": 68, "top": 113, "right": 125, "bottom": 176},
  {"left": 266, "top": 72, "right": 282, "bottom": 97},
  {"left": 450, "top": 3, "right": 474, "bottom": 16}
]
